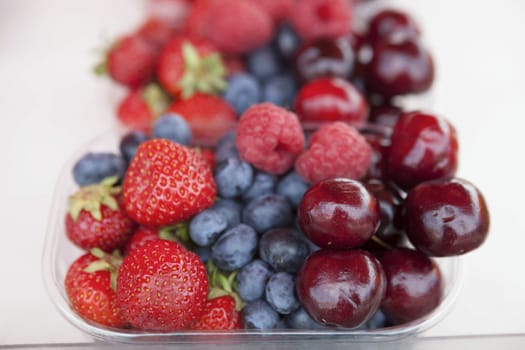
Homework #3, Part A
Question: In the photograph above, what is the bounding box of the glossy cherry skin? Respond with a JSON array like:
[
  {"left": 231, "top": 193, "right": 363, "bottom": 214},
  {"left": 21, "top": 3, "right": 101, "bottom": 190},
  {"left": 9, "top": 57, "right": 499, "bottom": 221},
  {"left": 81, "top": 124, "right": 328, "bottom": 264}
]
[
  {"left": 298, "top": 178, "right": 381, "bottom": 249},
  {"left": 360, "top": 124, "right": 391, "bottom": 180},
  {"left": 366, "top": 9, "right": 421, "bottom": 45},
  {"left": 294, "top": 78, "right": 369, "bottom": 129},
  {"left": 294, "top": 37, "right": 355, "bottom": 83},
  {"left": 403, "top": 178, "right": 490, "bottom": 257},
  {"left": 369, "top": 105, "right": 403, "bottom": 129},
  {"left": 387, "top": 111, "right": 458, "bottom": 190},
  {"left": 378, "top": 248, "right": 442, "bottom": 324},
  {"left": 366, "top": 40, "right": 434, "bottom": 97},
  {"left": 297, "top": 249, "right": 386, "bottom": 328}
]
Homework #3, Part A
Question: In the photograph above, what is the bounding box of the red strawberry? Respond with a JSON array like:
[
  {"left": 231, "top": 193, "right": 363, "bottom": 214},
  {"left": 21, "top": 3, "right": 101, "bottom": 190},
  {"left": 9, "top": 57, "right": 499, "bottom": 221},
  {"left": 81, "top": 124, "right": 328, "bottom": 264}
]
[
  {"left": 168, "top": 93, "right": 236, "bottom": 147},
  {"left": 123, "top": 226, "right": 159, "bottom": 255},
  {"left": 196, "top": 148, "right": 216, "bottom": 172},
  {"left": 65, "top": 177, "right": 136, "bottom": 252},
  {"left": 247, "top": 0, "right": 295, "bottom": 23},
  {"left": 192, "top": 295, "right": 242, "bottom": 330},
  {"left": 136, "top": 17, "right": 179, "bottom": 49},
  {"left": 123, "top": 139, "right": 216, "bottom": 226},
  {"left": 116, "top": 240, "right": 208, "bottom": 331},
  {"left": 65, "top": 252, "right": 126, "bottom": 328}
]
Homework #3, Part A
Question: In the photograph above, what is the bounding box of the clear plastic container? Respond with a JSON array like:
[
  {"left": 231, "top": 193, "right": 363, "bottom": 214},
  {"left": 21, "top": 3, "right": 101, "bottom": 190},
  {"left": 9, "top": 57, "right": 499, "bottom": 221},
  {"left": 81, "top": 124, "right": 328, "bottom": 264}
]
[{"left": 42, "top": 127, "right": 463, "bottom": 344}]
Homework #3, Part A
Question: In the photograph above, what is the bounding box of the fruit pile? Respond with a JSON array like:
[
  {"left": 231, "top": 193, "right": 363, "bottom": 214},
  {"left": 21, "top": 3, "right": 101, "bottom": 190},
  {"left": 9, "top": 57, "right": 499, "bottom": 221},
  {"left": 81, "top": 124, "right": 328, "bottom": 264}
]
[{"left": 63, "top": 0, "right": 490, "bottom": 332}]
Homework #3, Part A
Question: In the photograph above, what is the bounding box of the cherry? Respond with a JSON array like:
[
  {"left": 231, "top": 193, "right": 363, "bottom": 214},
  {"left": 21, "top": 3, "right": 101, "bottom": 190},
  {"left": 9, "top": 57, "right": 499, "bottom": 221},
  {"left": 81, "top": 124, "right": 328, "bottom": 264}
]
[
  {"left": 378, "top": 248, "right": 442, "bottom": 324},
  {"left": 366, "top": 39, "right": 434, "bottom": 97},
  {"left": 298, "top": 178, "right": 381, "bottom": 249},
  {"left": 293, "top": 37, "right": 355, "bottom": 83},
  {"left": 366, "top": 9, "right": 421, "bottom": 45},
  {"left": 403, "top": 178, "right": 490, "bottom": 257},
  {"left": 369, "top": 105, "right": 403, "bottom": 129},
  {"left": 360, "top": 124, "right": 391, "bottom": 180},
  {"left": 293, "top": 77, "right": 369, "bottom": 129},
  {"left": 297, "top": 249, "right": 386, "bottom": 328},
  {"left": 387, "top": 111, "right": 458, "bottom": 190}
]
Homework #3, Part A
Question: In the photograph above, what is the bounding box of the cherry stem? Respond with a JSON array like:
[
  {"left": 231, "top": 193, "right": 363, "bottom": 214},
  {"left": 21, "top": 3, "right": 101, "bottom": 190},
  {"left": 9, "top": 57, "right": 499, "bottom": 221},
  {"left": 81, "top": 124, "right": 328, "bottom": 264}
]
[{"left": 371, "top": 235, "right": 394, "bottom": 250}]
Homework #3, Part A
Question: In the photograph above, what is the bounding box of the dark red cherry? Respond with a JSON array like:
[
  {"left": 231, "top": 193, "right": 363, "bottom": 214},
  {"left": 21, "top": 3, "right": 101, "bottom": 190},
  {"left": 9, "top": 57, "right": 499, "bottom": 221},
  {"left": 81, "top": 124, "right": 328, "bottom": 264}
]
[
  {"left": 369, "top": 105, "right": 403, "bottom": 129},
  {"left": 387, "top": 111, "right": 458, "bottom": 190},
  {"left": 297, "top": 249, "right": 386, "bottom": 328},
  {"left": 366, "top": 9, "right": 421, "bottom": 45},
  {"left": 360, "top": 124, "right": 391, "bottom": 180},
  {"left": 366, "top": 40, "right": 434, "bottom": 97},
  {"left": 378, "top": 248, "right": 442, "bottom": 324},
  {"left": 294, "top": 77, "right": 369, "bottom": 129},
  {"left": 294, "top": 37, "right": 355, "bottom": 83},
  {"left": 403, "top": 178, "right": 490, "bottom": 257},
  {"left": 298, "top": 178, "right": 381, "bottom": 249}
]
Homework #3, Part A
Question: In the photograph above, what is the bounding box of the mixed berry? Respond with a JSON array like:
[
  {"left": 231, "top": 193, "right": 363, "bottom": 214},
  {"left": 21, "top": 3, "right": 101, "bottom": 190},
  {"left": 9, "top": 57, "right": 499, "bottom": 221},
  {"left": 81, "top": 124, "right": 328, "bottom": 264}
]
[{"left": 63, "top": 0, "right": 490, "bottom": 333}]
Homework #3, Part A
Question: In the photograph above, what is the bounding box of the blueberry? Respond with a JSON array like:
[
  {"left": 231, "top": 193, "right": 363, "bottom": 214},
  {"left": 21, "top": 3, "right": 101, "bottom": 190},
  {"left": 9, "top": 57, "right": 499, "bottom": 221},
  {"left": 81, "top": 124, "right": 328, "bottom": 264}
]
[
  {"left": 223, "top": 73, "right": 261, "bottom": 115},
  {"left": 215, "top": 157, "right": 254, "bottom": 198},
  {"left": 212, "top": 199, "right": 242, "bottom": 230},
  {"left": 274, "top": 24, "right": 301, "bottom": 61},
  {"left": 262, "top": 74, "right": 298, "bottom": 108},
  {"left": 72, "top": 152, "right": 126, "bottom": 186},
  {"left": 276, "top": 171, "right": 309, "bottom": 208},
  {"left": 286, "top": 307, "right": 326, "bottom": 329},
  {"left": 366, "top": 310, "right": 390, "bottom": 329},
  {"left": 242, "top": 172, "right": 277, "bottom": 203},
  {"left": 119, "top": 131, "right": 149, "bottom": 164},
  {"left": 215, "top": 131, "right": 239, "bottom": 163},
  {"left": 194, "top": 245, "right": 212, "bottom": 263},
  {"left": 211, "top": 224, "right": 258, "bottom": 271},
  {"left": 265, "top": 272, "right": 299, "bottom": 315},
  {"left": 242, "top": 194, "right": 292, "bottom": 234},
  {"left": 236, "top": 260, "right": 273, "bottom": 302},
  {"left": 246, "top": 45, "right": 282, "bottom": 81},
  {"left": 189, "top": 208, "right": 228, "bottom": 247},
  {"left": 259, "top": 228, "right": 310, "bottom": 273},
  {"left": 243, "top": 300, "right": 280, "bottom": 330},
  {"left": 275, "top": 318, "right": 289, "bottom": 329},
  {"left": 152, "top": 113, "right": 192, "bottom": 145}
]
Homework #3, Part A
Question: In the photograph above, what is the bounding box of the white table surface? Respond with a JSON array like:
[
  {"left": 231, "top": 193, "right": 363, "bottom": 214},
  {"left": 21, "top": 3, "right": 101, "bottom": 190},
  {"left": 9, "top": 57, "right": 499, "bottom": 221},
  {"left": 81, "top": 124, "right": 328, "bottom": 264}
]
[{"left": 1, "top": 0, "right": 524, "bottom": 345}]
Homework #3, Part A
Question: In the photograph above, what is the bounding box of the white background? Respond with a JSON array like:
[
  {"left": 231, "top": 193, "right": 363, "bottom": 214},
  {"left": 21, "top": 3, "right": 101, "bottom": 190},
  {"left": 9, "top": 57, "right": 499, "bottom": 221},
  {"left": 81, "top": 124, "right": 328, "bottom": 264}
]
[{"left": 1, "top": 0, "right": 524, "bottom": 345}]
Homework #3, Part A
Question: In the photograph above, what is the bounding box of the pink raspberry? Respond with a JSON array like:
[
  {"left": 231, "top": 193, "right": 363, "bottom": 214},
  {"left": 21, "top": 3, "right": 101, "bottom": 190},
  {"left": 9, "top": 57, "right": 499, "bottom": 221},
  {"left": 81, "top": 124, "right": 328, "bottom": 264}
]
[
  {"left": 290, "top": 0, "right": 352, "bottom": 42},
  {"left": 247, "top": 0, "right": 295, "bottom": 23},
  {"left": 295, "top": 122, "right": 372, "bottom": 183},
  {"left": 236, "top": 103, "right": 305, "bottom": 175}
]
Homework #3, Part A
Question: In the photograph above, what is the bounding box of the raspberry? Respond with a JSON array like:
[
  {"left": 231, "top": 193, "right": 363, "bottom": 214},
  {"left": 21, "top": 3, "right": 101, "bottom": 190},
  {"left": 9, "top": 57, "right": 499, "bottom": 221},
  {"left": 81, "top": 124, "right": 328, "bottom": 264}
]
[
  {"left": 236, "top": 103, "right": 305, "bottom": 175},
  {"left": 290, "top": 0, "right": 352, "bottom": 42},
  {"left": 247, "top": 0, "right": 295, "bottom": 23},
  {"left": 295, "top": 122, "right": 371, "bottom": 183}
]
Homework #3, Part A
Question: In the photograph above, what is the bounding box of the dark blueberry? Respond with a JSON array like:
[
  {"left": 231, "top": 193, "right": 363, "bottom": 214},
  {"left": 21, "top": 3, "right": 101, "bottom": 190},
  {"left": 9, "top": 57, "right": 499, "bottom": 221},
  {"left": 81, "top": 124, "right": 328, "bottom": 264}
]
[
  {"left": 211, "top": 224, "right": 258, "bottom": 271},
  {"left": 152, "top": 113, "right": 192, "bottom": 145},
  {"left": 215, "top": 157, "right": 254, "bottom": 198},
  {"left": 243, "top": 300, "right": 280, "bottom": 330},
  {"left": 72, "top": 152, "right": 126, "bottom": 186},
  {"left": 265, "top": 272, "right": 300, "bottom": 315},
  {"left": 276, "top": 171, "right": 309, "bottom": 208},
  {"left": 366, "top": 310, "right": 390, "bottom": 329},
  {"left": 189, "top": 208, "right": 228, "bottom": 247},
  {"left": 236, "top": 260, "right": 273, "bottom": 302},
  {"left": 259, "top": 228, "right": 310, "bottom": 273},
  {"left": 212, "top": 199, "right": 242, "bottom": 229},
  {"left": 261, "top": 74, "right": 298, "bottom": 108},
  {"left": 215, "top": 131, "right": 239, "bottom": 163},
  {"left": 242, "top": 194, "right": 293, "bottom": 234},
  {"left": 275, "top": 318, "right": 289, "bottom": 329},
  {"left": 246, "top": 45, "right": 282, "bottom": 81},
  {"left": 223, "top": 73, "right": 261, "bottom": 115},
  {"left": 275, "top": 24, "right": 301, "bottom": 61},
  {"left": 286, "top": 307, "right": 326, "bottom": 329},
  {"left": 242, "top": 172, "right": 277, "bottom": 203},
  {"left": 119, "top": 130, "right": 149, "bottom": 164},
  {"left": 194, "top": 245, "right": 212, "bottom": 263}
]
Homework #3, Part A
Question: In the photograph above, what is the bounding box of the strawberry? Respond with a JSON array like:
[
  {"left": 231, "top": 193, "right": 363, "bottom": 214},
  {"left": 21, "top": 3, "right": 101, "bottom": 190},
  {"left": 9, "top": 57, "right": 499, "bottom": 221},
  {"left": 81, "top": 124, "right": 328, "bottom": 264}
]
[
  {"left": 123, "top": 223, "right": 190, "bottom": 255},
  {"left": 122, "top": 139, "right": 216, "bottom": 226},
  {"left": 195, "top": 148, "right": 216, "bottom": 172},
  {"left": 65, "top": 177, "right": 136, "bottom": 253},
  {"left": 116, "top": 239, "right": 208, "bottom": 331},
  {"left": 168, "top": 93, "right": 236, "bottom": 146},
  {"left": 65, "top": 252, "right": 126, "bottom": 328},
  {"left": 192, "top": 295, "right": 242, "bottom": 330},
  {"left": 136, "top": 17, "right": 179, "bottom": 49}
]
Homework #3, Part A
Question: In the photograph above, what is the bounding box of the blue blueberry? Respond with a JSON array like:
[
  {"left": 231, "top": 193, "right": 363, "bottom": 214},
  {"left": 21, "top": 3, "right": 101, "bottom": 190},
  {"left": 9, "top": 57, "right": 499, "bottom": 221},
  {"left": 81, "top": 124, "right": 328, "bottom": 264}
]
[
  {"left": 189, "top": 208, "right": 228, "bottom": 247},
  {"left": 212, "top": 199, "right": 242, "bottom": 230},
  {"left": 286, "top": 307, "right": 326, "bottom": 329},
  {"left": 211, "top": 224, "right": 258, "bottom": 271},
  {"left": 265, "top": 272, "right": 299, "bottom": 315},
  {"left": 215, "top": 157, "right": 254, "bottom": 198},
  {"left": 276, "top": 171, "right": 309, "bottom": 208},
  {"left": 119, "top": 130, "right": 149, "bottom": 164},
  {"left": 274, "top": 24, "right": 301, "bottom": 61},
  {"left": 366, "top": 310, "right": 390, "bottom": 329},
  {"left": 194, "top": 245, "right": 212, "bottom": 263},
  {"left": 262, "top": 74, "right": 298, "bottom": 108},
  {"left": 152, "top": 113, "right": 192, "bottom": 145},
  {"left": 215, "top": 130, "right": 239, "bottom": 163},
  {"left": 246, "top": 45, "right": 282, "bottom": 81},
  {"left": 236, "top": 260, "right": 273, "bottom": 302},
  {"left": 242, "top": 172, "right": 276, "bottom": 203},
  {"left": 259, "top": 228, "right": 310, "bottom": 273},
  {"left": 275, "top": 318, "right": 289, "bottom": 329},
  {"left": 72, "top": 152, "right": 126, "bottom": 186},
  {"left": 242, "top": 194, "right": 292, "bottom": 234},
  {"left": 223, "top": 73, "right": 261, "bottom": 115},
  {"left": 243, "top": 300, "right": 280, "bottom": 330}
]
